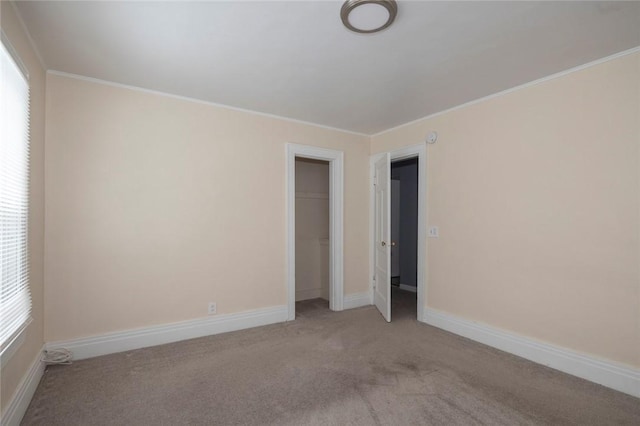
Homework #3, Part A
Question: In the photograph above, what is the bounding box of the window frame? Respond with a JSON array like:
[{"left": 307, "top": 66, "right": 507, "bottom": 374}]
[{"left": 0, "top": 30, "right": 32, "bottom": 366}]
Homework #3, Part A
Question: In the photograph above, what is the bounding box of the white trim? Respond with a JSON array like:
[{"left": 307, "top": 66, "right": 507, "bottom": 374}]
[
  {"left": 422, "top": 308, "right": 640, "bottom": 398},
  {"left": 47, "top": 70, "right": 368, "bottom": 137},
  {"left": 46, "top": 305, "right": 287, "bottom": 361},
  {"left": 343, "top": 292, "right": 371, "bottom": 310},
  {"left": 295, "top": 288, "right": 323, "bottom": 301},
  {"left": 286, "top": 144, "right": 344, "bottom": 320},
  {"left": 371, "top": 46, "right": 640, "bottom": 138},
  {"left": 0, "top": 347, "right": 45, "bottom": 426},
  {"left": 398, "top": 284, "right": 417, "bottom": 293},
  {"left": 8, "top": 1, "right": 46, "bottom": 71},
  {"left": 0, "top": 30, "right": 29, "bottom": 80},
  {"left": 370, "top": 144, "right": 427, "bottom": 321}
]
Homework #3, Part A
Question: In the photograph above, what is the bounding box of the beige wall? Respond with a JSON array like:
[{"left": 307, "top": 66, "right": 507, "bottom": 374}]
[
  {"left": 295, "top": 159, "right": 330, "bottom": 301},
  {"left": 0, "top": 2, "right": 46, "bottom": 415},
  {"left": 372, "top": 52, "right": 640, "bottom": 368},
  {"left": 44, "top": 74, "right": 370, "bottom": 342}
]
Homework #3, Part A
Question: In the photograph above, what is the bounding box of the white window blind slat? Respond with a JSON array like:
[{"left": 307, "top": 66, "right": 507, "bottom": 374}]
[{"left": 0, "top": 38, "right": 32, "bottom": 352}]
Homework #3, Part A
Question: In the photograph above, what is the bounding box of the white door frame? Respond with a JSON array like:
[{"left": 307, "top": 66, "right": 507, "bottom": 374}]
[
  {"left": 286, "top": 143, "right": 344, "bottom": 321},
  {"left": 370, "top": 143, "right": 427, "bottom": 322}
]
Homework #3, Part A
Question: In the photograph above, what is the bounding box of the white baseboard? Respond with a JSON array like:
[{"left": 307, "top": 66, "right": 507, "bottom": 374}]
[
  {"left": 398, "top": 284, "right": 417, "bottom": 293},
  {"left": 295, "top": 287, "right": 323, "bottom": 301},
  {"left": 47, "top": 305, "right": 288, "bottom": 361},
  {"left": 343, "top": 292, "right": 371, "bottom": 310},
  {"left": 422, "top": 308, "right": 640, "bottom": 398},
  {"left": 1, "top": 348, "right": 45, "bottom": 426}
]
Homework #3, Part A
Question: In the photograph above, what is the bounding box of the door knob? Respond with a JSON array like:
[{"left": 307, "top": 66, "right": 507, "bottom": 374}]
[
  {"left": 391, "top": 241, "right": 396, "bottom": 246},
  {"left": 381, "top": 241, "right": 387, "bottom": 246}
]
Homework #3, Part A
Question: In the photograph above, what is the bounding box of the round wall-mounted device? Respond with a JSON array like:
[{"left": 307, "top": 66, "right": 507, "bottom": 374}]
[{"left": 427, "top": 131, "right": 438, "bottom": 144}]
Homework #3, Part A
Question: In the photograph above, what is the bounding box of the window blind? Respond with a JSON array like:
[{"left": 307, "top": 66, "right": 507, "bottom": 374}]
[{"left": 0, "top": 37, "right": 31, "bottom": 352}]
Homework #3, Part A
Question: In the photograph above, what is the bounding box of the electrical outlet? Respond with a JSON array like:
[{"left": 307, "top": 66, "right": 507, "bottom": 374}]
[{"left": 208, "top": 302, "right": 217, "bottom": 315}]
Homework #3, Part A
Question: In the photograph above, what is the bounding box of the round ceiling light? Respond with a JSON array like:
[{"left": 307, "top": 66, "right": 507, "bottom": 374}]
[{"left": 341, "top": 0, "right": 398, "bottom": 34}]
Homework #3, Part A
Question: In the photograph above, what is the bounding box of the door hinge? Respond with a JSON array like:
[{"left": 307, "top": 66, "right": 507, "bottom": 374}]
[{"left": 374, "top": 175, "right": 377, "bottom": 186}]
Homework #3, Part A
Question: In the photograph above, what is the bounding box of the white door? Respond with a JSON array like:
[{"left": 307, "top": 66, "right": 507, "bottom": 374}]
[{"left": 374, "top": 154, "right": 391, "bottom": 322}]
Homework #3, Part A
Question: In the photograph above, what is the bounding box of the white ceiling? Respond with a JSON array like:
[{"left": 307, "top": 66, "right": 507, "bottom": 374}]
[{"left": 14, "top": 1, "right": 640, "bottom": 135}]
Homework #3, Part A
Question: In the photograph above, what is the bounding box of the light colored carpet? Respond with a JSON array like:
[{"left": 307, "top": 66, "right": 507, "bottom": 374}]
[{"left": 23, "top": 289, "right": 640, "bottom": 425}]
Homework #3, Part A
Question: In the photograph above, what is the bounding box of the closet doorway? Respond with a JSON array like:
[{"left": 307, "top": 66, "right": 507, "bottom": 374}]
[
  {"left": 286, "top": 144, "right": 344, "bottom": 320},
  {"left": 294, "top": 158, "right": 330, "bottom": 313}
]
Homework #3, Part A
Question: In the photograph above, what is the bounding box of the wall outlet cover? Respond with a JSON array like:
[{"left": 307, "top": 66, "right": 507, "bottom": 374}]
[{"left": 208, "top": 302, "right": 217, "bottom": 315}]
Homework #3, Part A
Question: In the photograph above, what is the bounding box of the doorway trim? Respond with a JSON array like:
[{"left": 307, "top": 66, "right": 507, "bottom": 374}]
[
  {"left": 370, "top": 143, "right": 427, "bottom": 321},
  {"left": 286, "top": 144, "right": 344, "bottom": 321}
]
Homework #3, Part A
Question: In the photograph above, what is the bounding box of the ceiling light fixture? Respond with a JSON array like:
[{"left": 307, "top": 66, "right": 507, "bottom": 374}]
[{"left": 341, "top": 0, "right": 398, "bottom": 34}]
